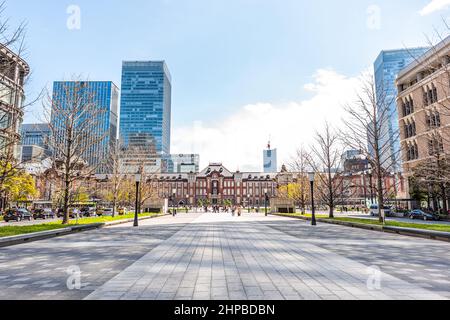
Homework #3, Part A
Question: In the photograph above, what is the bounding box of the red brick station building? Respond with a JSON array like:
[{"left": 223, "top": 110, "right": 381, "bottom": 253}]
[{"left": 151, "top": 163, "right": 279, "bottom": 207}]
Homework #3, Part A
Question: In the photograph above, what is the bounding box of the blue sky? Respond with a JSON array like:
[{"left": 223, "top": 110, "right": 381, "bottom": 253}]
[{"left": 6, "top": 0, "right": 450, "bottom": 170}]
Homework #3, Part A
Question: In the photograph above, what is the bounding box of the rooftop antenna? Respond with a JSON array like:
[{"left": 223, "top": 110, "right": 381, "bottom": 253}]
[{"left": 267, "top": 134, "right": 272, "bottom": 150}]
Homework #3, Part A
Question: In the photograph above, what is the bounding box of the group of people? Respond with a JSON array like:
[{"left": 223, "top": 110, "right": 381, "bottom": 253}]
[{"left": 201, "top": 205, "right": 243, "bottom": 216}]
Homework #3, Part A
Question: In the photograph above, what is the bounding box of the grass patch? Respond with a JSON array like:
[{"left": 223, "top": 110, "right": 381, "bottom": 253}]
[
  {"left": 274, "top": 213, "right": 450, "bottom": 233},
  {"left": 54, "top": 212, "right": 159, "bottom": 225},
  {"left": 332, "top": 217, "right": 450, "bottom": 233},
  {"left": 0, "top": 224, "right": 70, "bottom": 237},
  {"left": 0, "top": 213, "right": 161, "bottom": 238}
]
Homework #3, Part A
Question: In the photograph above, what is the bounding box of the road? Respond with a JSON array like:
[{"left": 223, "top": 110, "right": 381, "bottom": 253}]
[{"left": 0, "top": 212, "right": 449, "bottom": 300}]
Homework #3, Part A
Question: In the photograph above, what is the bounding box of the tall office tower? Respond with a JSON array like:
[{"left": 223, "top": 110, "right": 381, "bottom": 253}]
[
  {"left": 163, "top": 154, "right": 200, "bottom": 173},
  {"left": 374, "top": 47, "right": 429, "bottom": 172},
  {"left": 20, "top": 123, "right": 51, "bottom": 162},
  {"left": 263, "top": 142, "right": 278, "bottom": 173},
  {"left": 51, "top": 81, "right": 119, "bottom": 174},
  {"left": 119, "top": 61, "right": 172, "bottom": 156}
]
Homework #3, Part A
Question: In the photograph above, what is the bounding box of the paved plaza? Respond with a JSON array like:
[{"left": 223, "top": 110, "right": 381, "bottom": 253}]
[{"left": 0, "top": 212, "right": 449, "bottom": 300}]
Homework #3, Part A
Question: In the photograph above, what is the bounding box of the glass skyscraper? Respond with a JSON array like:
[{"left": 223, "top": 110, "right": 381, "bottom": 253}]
[
  {"left": 374, "top": 47, "right": 429, "bottom": 172},
  {"left": 20, "top": 123, "right": 51, "bottom": 149},
  {"left": 51, "top": 81, "right": 119, "bottom": 174},
  {"left": 263, "top": 144, "right": 278, "bottom": 173},
  {"left": 119, "top": 61, "right": 172, "bottom": 156}
]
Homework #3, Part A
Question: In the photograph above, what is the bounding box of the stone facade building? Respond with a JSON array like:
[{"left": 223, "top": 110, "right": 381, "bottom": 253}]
[
  {"left": 149, "top": 163, "right": 279, "bottom": 207},
  {"left": 396, "top": 36, "right": 450, "bottom": 203},
  {"left": 0, "top": 45, "right": 29, "bottom": 159}
]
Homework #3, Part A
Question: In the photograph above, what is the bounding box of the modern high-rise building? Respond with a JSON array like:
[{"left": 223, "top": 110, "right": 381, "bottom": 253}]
[
  {"left": 119, "top": 61, "right": 172, "bottom": 156},
  {"left": 19, "top": 123, "right": 51, "bottom": 161},
  {"left": 374, "top": 47, "right": 429, "bottom": 172},
  {"left": 20, "top": 123, "right": 50, "bottom": 148},
  {"left": 263, "top": 142, "right": 278, "bottom": 173},
  {"left": 51, "top": 81, "right": 119, "bottom": 174},
  {"left": 163, "top": 154, "right": 200, "bottom": 173}
]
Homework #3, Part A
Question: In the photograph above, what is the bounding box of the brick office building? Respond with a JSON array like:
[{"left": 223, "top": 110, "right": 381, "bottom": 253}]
[
  {"left": 149, "top": 163, "right": 279, "bottom": 207},
  {"left": 396, "top": 36, "right": 450, "bottom": 209}
]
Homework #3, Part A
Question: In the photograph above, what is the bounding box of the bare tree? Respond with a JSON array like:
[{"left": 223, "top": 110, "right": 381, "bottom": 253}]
[
  {"left": 288, "top": 147, "right": 310, "bottom": 214},
  {"left": 341, "top": 75, "right": 399, "bottom": 223},
  {"left": 44, "top": 80, "right": 108, "bottom": 224},
  {"left": 307, "top": 122, "right": 347, "bottom": 218},
  {"left": 100, "top": 140, "right": 128, "bottom": 217}
]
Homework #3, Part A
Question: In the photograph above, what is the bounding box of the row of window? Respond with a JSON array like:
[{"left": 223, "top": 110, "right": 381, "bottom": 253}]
[
  {"left": 401, "top": 84, "right": 439, "bottom": 118},
  {"left": 405, "top": 135, "right": 445, "bottom": 161}
]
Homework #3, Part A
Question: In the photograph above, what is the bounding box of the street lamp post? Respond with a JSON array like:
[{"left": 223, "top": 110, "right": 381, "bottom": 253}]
[
  {"left": 247, "top": 194, "right": 251, "bottom": 213},
  {"left": 264, "top": 188, "right": 269, "bottom": 216},
  {"left": 368, "top": 169, "right": 374, "bottom": 205},
  {"left": 134, "top": 173, "right": 141, "bottom": 227},
  {"left": 308, "top": 172, "right": 317, "bottom": 226},
  {"left": 172, "top": 189, "right": 177, "bottom": 216}
]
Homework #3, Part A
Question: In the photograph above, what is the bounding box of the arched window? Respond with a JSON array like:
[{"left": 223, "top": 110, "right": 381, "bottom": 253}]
[
  {"left": 432, "top": 84, "right": 438, "bottom": 103},
  {"left": 428, "top": 134, "right": 444, "bottom": 156},
  {"left": 406, "top": 141, "right": 419, "bottom": 161},
  {"left": 426, "top": 109, "right": 441, "bottom": 129}
]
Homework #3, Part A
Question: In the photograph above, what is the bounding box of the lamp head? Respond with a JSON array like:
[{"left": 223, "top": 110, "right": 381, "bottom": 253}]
[{"left": 135, "top": 174, "right": 141, "bottom": 183}]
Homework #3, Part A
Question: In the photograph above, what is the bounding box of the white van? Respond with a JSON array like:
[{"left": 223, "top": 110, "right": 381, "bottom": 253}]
[{"left": 369, "top": 205, "right": 393, "bottom": 217}]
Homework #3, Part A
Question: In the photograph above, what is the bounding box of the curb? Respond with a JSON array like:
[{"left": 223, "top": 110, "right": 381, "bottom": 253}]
[
  {"left": 271, "top": 214, "right": 450, "bottom": 243},
  {"left": 0, "top": 214, "right": 169, "bottom": 248}
]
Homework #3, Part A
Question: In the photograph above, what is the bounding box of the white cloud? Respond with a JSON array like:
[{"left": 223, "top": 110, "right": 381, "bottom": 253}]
[
  {"left": 172, "top": 69, "right": 362, "bottom": 172},
  {"left": 420, "top": 0, "right": 450, "bottom": 16}
]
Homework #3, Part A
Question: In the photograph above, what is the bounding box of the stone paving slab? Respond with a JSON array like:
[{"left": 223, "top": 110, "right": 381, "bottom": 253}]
[
  {"left": 86, "top": 213, "right": 448, "bottom": 300},
  {"left": 0, "top": 214, "right": 196, "bottom": 300}
]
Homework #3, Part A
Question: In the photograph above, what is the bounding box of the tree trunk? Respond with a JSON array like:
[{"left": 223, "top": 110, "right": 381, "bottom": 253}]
[
  {"left": 63, "top": 175, "right": 70, "bottom": 225},
  {"left": 377, "top": 170, "right": 385, "bottom": 223},
  {"left": 441, "top": 184, "right": 448, "bottom": 214},
  {"left": 112, "top": 193, "right": 117, "bottom": 217}
]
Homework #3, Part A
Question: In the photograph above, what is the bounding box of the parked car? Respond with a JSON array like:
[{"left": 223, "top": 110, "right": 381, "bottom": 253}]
[
  {"left": 369, "top": 205, "right": 393, "bottom": 217},
  {"left": 408, "top": 209, "right": 440, "bottom": 221},
  {"left": 33, "top": 208, "right": 55, "bottom": 220},
  {"left": 80, "top": 207, "right": 96, "bottom": 217},
  {"left": 102, "top": 208, "right": 114, "bottom": 216},
  {"left": 3, "top": 208, "right": 33, "bottom": 222},
  {"left": 56, "top": 208, "right": 78, "bottom": 219}
]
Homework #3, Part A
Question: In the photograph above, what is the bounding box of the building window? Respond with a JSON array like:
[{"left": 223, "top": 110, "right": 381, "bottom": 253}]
[
  {"left": 423, "top": 84, "right": 438, "bottom": 106},
  {"left": 428, "top": 135, "right": 444, "bottom": 156},
  {"left": 426, "top": 110, "right": 441, "bottom": 129},
  {"left": 406, "top": 142, "right": 419, "bottom": 161},
  {"left": 402, "top": 97, "right": 414, "bottom": 117},
  {"left": 404, "top": 120, "right": 416, "bottom": 139}
]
